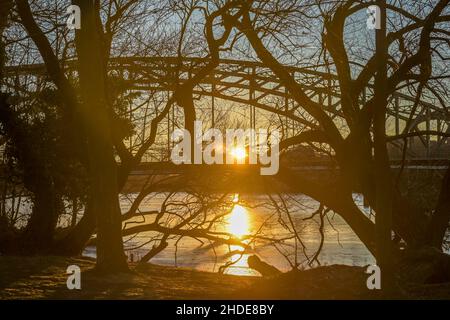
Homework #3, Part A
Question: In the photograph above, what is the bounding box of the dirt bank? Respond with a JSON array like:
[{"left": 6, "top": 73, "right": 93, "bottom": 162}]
[{"left": 0, "top": 256, "right": 449, "bottom": 299}]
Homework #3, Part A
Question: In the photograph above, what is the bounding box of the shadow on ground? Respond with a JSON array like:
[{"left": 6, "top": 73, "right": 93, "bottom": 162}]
[{"left": 1, "top": 256, "right": 449, "bottom": 299}]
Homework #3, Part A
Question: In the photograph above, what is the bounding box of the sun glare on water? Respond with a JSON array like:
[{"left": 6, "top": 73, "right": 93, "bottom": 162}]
[
  {"left": 228, "top": 204, "right": 249, "bottom": 238},
  {"left": 225, "top": 199, "right": 252, "bottom": 275}
]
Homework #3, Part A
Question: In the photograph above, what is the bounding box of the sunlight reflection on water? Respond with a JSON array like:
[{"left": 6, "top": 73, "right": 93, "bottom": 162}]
[
  {"left": 84, "top": 193, "right": 378, "bottom": 277},
  {"left": 226, "top": 203, "right": 252, "bottom": 275},
  {"left": 228, "top": 204, "right": 250, "bottom": 238}
]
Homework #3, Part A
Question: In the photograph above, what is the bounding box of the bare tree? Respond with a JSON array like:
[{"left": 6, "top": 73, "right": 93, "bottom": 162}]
[{"left": 211, "top": 0, "right": 450, "bottom": 282}]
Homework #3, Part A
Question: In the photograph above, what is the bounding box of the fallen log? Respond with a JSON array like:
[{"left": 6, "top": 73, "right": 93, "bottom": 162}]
[{"left": 247, "top": 255, "right": 282, "bottom": 278}]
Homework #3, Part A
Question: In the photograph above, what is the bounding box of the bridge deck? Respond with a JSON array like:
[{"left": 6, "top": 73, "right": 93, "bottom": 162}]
[{"left": 130, "top": 159, "right": 449, "bottom": 175}]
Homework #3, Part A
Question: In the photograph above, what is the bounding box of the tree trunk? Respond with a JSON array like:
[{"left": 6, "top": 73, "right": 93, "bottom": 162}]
[
  {"left": 71, "top": 197, "right": 78, "bottom": 228},
  {"left": 23, "top": 179, "right": 61, "bottom": 253},
  {"left": 175, "top": 89, "right": 197, "bottom": 163},
  {"left": 74, "top": 0, "right": 128, "bottom": 273},
  {"left": 373, "top": 0, "right": 394, "bottom": 290},
  {"left": 53, "top": 198, "right": 96, "bottom": 255}
]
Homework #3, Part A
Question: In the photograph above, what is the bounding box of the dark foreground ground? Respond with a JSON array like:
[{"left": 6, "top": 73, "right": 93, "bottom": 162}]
[{"left": 0, "top": 256, "right": 449, "bottom": 299}]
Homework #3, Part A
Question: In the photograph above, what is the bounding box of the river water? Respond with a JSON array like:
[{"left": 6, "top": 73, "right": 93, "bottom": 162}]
[{"left": 84, "top": 193, "right": 376, "bottom": 276}]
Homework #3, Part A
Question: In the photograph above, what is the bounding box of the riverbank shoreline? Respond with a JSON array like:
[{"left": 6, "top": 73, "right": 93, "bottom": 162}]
[{"left": 0, "top": 256, "right": 449, "bottom": 299}]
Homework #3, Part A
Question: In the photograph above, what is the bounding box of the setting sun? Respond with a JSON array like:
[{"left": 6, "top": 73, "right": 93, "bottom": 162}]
[{"left": 229, "top": 146, "right": 247, "bottom": 161}]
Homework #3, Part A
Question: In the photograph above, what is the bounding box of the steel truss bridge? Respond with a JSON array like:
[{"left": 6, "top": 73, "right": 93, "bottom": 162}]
[{"left": 4, "top": 56, "right": 450, "bottom": 161}]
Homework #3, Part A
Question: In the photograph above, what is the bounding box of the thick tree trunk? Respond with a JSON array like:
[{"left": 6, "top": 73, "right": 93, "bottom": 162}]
[
  {"left": 23, "top": 180, "right": 61, "bottom": 253},
  {"left": 89, "top": 134, "right": 128, "bottom": 272},
  {"left": 74, "top": 0, "right": 128, "bottom": 273},
  {"left": 71, "top": 198, "right": 78, "bottom": 228},
  {"left": 53, "top": 198, "right": 96, "bottom": 255},
  {"left": 373, "top": 0, "right": 394, "bottom": 290},
  {"left": 362, "top": 182, "right": 429, "bottom": 247}
]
